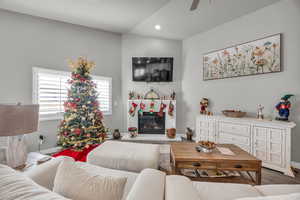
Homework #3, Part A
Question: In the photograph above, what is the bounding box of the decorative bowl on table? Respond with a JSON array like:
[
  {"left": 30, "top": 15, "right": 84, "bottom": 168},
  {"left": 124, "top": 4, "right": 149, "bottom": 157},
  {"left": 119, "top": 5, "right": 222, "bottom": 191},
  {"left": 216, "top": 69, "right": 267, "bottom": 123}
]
[
  {"left": 196, "top": 141, "right": 216, "bottom": 153},
  {"left": 222, "top": 110, "right": 246, "bottom": 118}
]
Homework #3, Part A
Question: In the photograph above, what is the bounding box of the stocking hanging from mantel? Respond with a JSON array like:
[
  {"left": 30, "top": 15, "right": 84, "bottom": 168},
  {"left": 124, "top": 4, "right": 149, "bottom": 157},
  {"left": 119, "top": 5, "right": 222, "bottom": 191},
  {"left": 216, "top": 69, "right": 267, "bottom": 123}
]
[
  {"left": 168, "top": 101, "right": 174, "bottom": 117},
  {"left": 138, "top": 102, "right": 146, "bottom": 116},
  {"left": 158, "top": 102, "right": 167, "bottom": 117},
  {"left": 129, "top": 102, "right": 138, "bottom": 117}
]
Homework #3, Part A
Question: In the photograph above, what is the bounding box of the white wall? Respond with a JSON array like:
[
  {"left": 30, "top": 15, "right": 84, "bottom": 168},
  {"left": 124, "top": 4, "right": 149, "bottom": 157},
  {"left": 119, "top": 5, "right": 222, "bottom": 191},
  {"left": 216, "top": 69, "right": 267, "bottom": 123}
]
[
  {"left": 0, "top": 9, "right": 122, "bottom": 152},
  {"left": 121, "top": 34, "right": 183, "bottom": 132},
  {"left": 182, "top": 0, "right": 300, "bottom": 162}
]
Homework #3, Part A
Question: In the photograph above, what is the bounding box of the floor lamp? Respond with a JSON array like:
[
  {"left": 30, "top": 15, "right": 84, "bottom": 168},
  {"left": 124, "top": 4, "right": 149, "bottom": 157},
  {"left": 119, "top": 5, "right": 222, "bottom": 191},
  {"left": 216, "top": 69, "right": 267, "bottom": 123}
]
[{"left": 0, "top": 104, "right": 39, "bottom": 168}]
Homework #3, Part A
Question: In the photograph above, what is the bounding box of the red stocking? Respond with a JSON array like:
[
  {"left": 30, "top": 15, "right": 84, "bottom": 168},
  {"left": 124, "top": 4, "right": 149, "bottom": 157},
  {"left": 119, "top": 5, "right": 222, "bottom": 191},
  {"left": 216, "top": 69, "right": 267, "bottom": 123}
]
[
  {"left": 168, "top": 101, "right": 174, "bottom": 117},
  {"left": 158, "top": 102, "right": 167, "bottom": 117},
  {"left": 129, "top": 102, "right": 138, "bottom": 117}
]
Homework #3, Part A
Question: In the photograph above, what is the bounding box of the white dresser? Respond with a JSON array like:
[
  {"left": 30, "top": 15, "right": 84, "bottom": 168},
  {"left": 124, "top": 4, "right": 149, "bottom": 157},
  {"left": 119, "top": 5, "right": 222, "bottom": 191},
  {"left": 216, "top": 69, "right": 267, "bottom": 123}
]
[{"left": 196, "top": 115, "right": 296, "bottom": 176}]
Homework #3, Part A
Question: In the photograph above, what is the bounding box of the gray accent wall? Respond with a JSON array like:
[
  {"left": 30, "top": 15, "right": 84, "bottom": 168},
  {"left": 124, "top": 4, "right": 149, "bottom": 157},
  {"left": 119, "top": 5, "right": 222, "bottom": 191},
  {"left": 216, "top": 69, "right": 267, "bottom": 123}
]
[
  {"left": 0, "top": 9, "right": 122, "bottom": 152},
  {"left": 121, "top": 34, "right": 183, "bottom": 132},
  {"left": 182, "top": 0, "right": 300, "bottom": 162}
]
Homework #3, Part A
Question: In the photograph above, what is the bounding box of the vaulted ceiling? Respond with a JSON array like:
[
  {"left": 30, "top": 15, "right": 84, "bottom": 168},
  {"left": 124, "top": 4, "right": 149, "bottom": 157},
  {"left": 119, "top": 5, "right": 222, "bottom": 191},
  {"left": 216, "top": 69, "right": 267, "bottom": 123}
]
[{"left": 0, "top": 0, "right": 281, "bottom": 39}]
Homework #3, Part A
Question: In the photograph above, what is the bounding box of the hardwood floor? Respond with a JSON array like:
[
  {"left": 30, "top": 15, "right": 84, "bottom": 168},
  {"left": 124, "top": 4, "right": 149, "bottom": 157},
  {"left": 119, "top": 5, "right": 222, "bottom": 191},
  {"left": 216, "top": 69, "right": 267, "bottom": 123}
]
[{"left": 159, "top": 153, "right": 300, "bottom": 184}]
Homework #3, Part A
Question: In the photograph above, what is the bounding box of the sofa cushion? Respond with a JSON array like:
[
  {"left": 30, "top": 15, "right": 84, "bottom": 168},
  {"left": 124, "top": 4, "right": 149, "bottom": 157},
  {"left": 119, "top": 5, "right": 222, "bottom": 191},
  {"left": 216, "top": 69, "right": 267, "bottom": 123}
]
[
  {"left": 87, "top": 141, "right": 160, "bottom": 172},
  {"left": 0, "top": 164, "right": 69, "bottom": 200},
  {"left": 24, "top": 156, "right": 74, "bottom": 190},
  {"left": 126, "top": 169, "right": 166, "bottom": 200},
  {"left": 75, "top": 162, "right": 138, "bottom": 200},
  {"left": 53, "top": 160, "right": 127, "bottom": 200},
  {"left": 192, "top": 182, "right": 261, "bottom": 200},
  {"left": 235, "top": 193, "right": 300, "bottom": 200},
  {"left": 255, "top": 184, "right": 300, "bottom": 196},
  {"left": 165, "top": 175, "right": 200, "bottom": 200}
]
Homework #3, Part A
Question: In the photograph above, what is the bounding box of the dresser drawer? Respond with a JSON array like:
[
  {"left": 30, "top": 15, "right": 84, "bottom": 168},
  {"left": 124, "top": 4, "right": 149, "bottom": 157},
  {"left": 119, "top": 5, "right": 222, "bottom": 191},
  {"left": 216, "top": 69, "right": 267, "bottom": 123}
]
[
  {"left": 219, "top": 122, "right": 250, "bottom": 136},
  {"left": 219, "top": 132, "right": 250, "bottom": 146},
  {"left": 197, "top": 120, "right": 214, "bottom": 130}
]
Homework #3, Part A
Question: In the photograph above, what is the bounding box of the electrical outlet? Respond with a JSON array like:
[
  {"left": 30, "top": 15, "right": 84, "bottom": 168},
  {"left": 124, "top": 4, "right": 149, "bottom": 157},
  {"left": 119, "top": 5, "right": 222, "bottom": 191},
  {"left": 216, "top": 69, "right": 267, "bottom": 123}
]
[{"left": 39, "top": 135, "right": 45, "bottom": 144}]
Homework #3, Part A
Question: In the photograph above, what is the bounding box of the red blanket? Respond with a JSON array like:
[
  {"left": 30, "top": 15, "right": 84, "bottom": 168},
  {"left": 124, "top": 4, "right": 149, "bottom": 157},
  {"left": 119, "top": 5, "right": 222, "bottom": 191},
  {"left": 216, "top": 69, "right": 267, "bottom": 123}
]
[{"left": 52, "top": 144, "right": 99, "bottom": 162}]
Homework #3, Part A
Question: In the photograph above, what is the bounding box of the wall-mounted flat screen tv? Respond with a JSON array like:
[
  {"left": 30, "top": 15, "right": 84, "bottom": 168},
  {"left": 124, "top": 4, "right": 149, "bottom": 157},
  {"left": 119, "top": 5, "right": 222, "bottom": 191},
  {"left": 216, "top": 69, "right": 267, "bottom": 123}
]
[{"left": 132, "top": 57, "right": 173, "bottom": 82}]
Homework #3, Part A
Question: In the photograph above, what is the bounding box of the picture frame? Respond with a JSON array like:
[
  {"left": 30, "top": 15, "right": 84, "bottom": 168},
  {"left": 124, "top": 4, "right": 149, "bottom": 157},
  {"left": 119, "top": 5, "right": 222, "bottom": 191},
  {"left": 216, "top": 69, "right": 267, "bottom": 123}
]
[{"left": 203, "top": 33, "right": 281, "bottom": 81}]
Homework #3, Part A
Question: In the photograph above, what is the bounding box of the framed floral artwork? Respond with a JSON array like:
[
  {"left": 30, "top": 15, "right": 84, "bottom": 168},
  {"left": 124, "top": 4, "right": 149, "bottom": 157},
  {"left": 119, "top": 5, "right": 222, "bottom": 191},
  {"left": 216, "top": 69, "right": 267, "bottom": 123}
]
[{"left": 203, "top": 34, "right": 281, "bottom": 80}]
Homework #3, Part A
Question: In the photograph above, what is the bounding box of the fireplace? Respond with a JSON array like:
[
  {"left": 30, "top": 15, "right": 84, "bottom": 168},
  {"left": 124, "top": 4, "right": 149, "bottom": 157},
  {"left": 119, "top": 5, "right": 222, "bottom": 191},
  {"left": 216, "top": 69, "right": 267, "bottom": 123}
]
[{"left": 138, "top": 112, "right": 165, "bottom": 134}]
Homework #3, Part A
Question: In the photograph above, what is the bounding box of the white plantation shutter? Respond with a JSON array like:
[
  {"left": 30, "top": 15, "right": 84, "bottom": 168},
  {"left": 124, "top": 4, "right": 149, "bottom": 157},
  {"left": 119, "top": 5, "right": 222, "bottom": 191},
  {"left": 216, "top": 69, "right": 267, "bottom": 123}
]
[
  {"left": 33, "top": 67, "right": 112, "bottom": 121},
  {"left": 93, "top": 77, "right": 112, "bottom": 114}
]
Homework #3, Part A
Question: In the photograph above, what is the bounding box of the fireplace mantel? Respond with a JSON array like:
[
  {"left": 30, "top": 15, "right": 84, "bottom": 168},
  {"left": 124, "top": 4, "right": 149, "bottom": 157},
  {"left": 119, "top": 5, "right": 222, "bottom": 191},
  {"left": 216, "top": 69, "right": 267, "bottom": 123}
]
[{"left": 127, "top": 100, "right": 176, "bottom": 134}]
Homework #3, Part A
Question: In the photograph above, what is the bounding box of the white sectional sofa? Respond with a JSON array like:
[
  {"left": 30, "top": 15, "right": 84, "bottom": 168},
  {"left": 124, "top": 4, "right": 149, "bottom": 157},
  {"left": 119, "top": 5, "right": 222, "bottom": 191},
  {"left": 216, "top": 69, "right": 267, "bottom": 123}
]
[{"left": 0, "top": 156, "right": 299, "bottom": 200}]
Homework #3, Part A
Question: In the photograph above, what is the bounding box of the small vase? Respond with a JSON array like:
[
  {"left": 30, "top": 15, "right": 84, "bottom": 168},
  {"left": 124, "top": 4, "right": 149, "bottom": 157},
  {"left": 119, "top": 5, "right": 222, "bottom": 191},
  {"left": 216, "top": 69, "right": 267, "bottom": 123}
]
[{"left": 166, "top": 128, "right": 176, "bottom": 139}]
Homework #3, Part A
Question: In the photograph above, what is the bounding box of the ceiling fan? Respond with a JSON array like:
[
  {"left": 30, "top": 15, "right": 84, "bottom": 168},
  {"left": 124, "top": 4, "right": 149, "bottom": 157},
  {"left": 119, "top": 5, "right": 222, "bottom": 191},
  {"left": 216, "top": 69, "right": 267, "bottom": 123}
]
[{"left": 190, "top": 0, "right": 212, "bottom": 11}]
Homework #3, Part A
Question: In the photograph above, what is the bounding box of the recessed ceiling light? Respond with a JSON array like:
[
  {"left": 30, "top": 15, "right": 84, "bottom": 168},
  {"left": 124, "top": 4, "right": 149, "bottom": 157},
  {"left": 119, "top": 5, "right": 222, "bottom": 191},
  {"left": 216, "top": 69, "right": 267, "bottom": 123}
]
[{"left": 155, "top": 24, "right": 161, "bottom": 30}]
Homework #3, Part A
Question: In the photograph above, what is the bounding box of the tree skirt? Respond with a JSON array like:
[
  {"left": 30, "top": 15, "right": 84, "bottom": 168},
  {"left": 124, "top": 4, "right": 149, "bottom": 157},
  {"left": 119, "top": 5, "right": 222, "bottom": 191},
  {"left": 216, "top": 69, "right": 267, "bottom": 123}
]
[{"left": 52, "top": 144, "right": 99, "bottom": 162}]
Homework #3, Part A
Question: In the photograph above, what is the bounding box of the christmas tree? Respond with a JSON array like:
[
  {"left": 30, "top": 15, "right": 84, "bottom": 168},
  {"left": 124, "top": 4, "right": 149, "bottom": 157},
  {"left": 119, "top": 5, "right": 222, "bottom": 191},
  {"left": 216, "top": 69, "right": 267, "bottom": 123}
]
[{"left": 58, "top": 57, "right": 107, "bottom": 151}]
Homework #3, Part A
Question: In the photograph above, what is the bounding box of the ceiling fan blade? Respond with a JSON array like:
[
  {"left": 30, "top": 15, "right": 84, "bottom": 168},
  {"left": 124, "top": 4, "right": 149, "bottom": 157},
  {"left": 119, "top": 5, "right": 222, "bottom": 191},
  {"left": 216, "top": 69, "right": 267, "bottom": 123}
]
[{"left": 190, "top": 0, "right": 200, "bottom": 11}]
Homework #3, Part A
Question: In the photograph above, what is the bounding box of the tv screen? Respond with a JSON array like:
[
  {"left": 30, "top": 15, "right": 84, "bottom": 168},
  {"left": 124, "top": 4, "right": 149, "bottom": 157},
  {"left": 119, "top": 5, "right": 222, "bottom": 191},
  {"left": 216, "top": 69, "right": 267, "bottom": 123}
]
[{"left": 132, "top": 57, "right": 173, "bottom": 82}]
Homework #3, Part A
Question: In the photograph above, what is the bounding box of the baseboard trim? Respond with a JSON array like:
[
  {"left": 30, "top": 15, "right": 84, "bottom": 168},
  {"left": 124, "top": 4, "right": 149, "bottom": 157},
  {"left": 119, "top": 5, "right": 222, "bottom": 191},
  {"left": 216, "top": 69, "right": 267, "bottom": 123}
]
[{"left": 291, "top": 161, "right": 300, "bottom": 169}]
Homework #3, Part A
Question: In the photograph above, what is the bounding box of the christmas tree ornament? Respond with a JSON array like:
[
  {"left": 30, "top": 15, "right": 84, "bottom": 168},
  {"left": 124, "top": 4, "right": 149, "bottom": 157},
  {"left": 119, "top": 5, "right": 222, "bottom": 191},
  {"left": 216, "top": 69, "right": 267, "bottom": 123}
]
[
  {"left": 138, "top": 102, "right": 146, "bottom": 115},
  {"left": 129, "top": 102, "right": 138, "bottom": 117},
  {"left": 158, "top": 102, "right": 167, "bottom": 117},
  {"left": 168, "top": 101, "right": 174, "bottom": 116},
  {"left": 275, "top": 94, "right": 294, "bottom": 121},
  {"left": 57, "top": 57, "right": 107, "bottom": 151}
]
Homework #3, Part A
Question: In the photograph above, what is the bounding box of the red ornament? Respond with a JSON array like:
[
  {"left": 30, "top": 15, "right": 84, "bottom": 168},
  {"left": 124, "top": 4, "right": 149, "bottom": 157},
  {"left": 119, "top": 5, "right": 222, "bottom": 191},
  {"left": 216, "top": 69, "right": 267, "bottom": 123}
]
[{"left": 73, "top": 128, "right": 81, "bottom": 135}]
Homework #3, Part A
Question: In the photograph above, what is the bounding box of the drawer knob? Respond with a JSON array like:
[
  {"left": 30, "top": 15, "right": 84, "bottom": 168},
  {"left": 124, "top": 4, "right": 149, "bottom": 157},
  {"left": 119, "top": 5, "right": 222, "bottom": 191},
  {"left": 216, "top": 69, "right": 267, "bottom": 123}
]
[
  {"left": 192, "top": 162, "right": 201, "bottom": 167},
  {"left": 234, "top": 164, "right": 243, "bottom": 169}
]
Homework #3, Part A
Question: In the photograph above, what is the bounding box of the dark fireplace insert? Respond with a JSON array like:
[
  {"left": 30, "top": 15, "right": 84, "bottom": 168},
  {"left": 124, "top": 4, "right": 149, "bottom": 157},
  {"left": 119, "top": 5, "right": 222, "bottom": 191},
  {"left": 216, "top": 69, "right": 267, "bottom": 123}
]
[{"left": 138, "top": 112, "right": 165, "bottom": 134}]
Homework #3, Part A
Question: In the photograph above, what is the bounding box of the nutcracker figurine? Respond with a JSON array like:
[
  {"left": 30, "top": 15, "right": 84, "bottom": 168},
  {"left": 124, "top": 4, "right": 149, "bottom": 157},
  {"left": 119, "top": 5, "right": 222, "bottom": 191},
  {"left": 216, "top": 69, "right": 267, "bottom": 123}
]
[
  {"left": 275, "top": 94, "right": 294, "bottom": 121},
  {"left": 200, "top": 98, "right": 210, "bottom": 115}
]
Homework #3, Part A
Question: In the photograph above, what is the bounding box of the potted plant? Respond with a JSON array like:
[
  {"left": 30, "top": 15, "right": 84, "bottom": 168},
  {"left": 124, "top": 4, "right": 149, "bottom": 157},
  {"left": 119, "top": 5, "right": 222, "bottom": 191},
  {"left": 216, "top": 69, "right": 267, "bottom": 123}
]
[{"left": 128, "top": 127, "right": 138, "bottom": 138}]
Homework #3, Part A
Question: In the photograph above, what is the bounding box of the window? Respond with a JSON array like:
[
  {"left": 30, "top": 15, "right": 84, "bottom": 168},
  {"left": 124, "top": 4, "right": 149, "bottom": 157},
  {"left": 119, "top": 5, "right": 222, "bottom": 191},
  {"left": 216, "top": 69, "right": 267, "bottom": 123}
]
[{"left": 33, "top": 67, "right": 112, "bottom": 121}]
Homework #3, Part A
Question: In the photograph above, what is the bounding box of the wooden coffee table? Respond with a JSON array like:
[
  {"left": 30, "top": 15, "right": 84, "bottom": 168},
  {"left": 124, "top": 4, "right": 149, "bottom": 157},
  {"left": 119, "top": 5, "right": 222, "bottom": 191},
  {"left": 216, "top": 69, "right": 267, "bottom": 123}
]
[{"left": 170, "top": 143, "right": 262, "bottom": 185}]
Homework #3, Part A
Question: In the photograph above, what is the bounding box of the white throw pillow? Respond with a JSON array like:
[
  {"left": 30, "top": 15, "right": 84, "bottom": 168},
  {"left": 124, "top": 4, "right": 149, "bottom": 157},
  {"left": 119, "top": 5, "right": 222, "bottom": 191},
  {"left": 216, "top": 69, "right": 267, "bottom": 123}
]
[
  {"left": 53, "top": 160, "right": 127, "bottom": 200},
  {"left": 0, "top": 164, "right": 69, "bottom": 200},
  {"left": 24, "top": 156, "right": 74, "bottom": 190},
  {"left": 235, "top": 193, "right": 300, "bottom": 200}
]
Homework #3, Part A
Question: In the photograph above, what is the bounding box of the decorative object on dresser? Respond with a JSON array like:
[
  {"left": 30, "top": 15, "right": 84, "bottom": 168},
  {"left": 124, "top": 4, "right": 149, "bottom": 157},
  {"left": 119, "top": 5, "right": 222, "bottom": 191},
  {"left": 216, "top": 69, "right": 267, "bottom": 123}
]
[
  {"left": 200, "top": 98, "right": 212, "bottom": 115},
  {"left": 203, "top": 34, "right": 281, "bottom": 80},
  {"left": 186, "top": 127, "right": 194, "bottom": 141},
  {"left": 257, "top": 104, "right": 265, "bottom": 120},
  {"left": 222, "top": 110, "right": 246, "bottom": 118},
  {"left": 196, "top": 115, "right": 296, "bottom": 177},
  {"left": 275, "top": 94, "right": 294, "bottom": 121},
  {"left": 0, "top": 104, "right": 39, "bottom": 168},
  {"left": 170, "top": 142, "right": 262, "bottom": 185}
]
